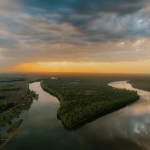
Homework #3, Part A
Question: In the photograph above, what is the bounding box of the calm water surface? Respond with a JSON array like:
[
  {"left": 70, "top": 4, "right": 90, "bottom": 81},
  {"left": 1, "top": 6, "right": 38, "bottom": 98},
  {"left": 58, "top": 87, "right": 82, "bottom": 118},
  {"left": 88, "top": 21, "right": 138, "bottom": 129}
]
[{"left": 1, "top": 81, "right": 150, "bottom": 150}]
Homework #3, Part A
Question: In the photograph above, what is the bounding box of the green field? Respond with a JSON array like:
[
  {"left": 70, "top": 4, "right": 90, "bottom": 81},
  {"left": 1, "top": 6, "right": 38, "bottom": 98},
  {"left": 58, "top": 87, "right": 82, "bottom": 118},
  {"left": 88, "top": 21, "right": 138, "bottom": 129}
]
[
  {"left": 0, "top": 73, "right": 47, "bottom": 104},
  {"left": 0, "top": 73, "right": 46, "bottom": 127}
]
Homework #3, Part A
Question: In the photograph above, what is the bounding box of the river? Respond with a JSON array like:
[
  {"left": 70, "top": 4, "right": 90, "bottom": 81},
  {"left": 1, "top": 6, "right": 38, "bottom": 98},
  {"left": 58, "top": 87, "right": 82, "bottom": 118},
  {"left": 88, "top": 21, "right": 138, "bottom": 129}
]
[{"left": 1, "top": 81, "right": 150, "bottom": 150}]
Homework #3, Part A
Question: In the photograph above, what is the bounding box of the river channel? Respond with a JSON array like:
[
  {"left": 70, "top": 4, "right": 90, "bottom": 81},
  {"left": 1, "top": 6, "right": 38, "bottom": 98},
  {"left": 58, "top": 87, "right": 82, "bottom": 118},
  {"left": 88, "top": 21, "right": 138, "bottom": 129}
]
[{"left": 1, "top": 81, "right": 150, "bottom": 150}]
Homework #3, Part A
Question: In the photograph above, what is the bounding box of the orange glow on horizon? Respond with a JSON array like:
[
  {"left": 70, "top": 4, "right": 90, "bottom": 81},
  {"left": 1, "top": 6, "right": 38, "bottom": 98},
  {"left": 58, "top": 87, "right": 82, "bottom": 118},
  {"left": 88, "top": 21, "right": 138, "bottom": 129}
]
[{"left": 2, "top": 60, "right": 150, "bottom": 74}]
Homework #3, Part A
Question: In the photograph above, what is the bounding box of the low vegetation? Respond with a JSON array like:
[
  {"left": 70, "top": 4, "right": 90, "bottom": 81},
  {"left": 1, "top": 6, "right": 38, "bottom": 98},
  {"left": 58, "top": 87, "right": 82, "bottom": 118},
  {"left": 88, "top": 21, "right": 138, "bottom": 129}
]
[
  {"left": 7, "top": 119, "right": 23, "bottom": 136},
  {"left": 0, "top": 74, "right": 39, "bottom": 127},
  {"left": 0, "top": 73, "right": 48, "bottom": 104},
  {"left": 41, "top": 76, "right": 139, "bottom": 128}
]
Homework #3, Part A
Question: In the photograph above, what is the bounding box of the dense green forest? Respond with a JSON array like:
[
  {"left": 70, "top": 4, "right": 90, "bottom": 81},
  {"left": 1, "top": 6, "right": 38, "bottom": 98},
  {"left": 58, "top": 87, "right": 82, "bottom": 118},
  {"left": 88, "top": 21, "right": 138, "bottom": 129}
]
[{"left": 41, "top": 76, "right": 139, "bottom": 128}]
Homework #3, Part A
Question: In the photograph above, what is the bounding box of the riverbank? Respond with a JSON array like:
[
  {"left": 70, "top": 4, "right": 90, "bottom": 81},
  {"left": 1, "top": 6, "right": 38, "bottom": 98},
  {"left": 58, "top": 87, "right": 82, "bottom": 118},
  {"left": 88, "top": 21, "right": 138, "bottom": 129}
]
[
  {"left": 0, "top": 83, "right": 38, "bottom": 149},
  {"left": 7, "top": 119, "right": 23, "bottom": 137},
  {"left": 0, "top": 109, "right": 29, "bottom": 149},
  {"left": 0, "top": 101, "right": 32, "bottom": 127}
]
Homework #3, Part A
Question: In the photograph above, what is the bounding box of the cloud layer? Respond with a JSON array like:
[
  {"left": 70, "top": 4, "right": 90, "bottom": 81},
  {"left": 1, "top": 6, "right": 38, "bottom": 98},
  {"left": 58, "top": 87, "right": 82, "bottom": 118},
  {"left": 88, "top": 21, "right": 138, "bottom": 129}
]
[{"left": 0, "top": 0, "right": 150, "bottom": 68}]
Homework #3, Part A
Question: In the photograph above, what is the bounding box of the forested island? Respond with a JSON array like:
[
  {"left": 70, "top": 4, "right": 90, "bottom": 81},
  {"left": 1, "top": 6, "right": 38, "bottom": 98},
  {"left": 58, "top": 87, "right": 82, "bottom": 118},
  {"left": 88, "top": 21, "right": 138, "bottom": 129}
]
[{"left": 41, "top": 76, "right": 139, "bottom": 128}]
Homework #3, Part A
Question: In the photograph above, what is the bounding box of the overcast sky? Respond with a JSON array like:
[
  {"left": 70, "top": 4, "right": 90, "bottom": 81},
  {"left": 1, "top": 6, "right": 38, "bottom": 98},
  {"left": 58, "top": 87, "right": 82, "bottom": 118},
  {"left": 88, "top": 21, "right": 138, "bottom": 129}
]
[{"left": 1, "top": 0, "right": 150, "bottom": 73}]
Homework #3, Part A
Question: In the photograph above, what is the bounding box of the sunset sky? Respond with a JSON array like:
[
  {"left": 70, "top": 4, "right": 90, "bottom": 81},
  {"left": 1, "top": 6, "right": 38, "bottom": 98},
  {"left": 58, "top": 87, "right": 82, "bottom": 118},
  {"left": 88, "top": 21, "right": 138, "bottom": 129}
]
[{"left": 1, "top": 0, "right": 150, "bottom": 73}]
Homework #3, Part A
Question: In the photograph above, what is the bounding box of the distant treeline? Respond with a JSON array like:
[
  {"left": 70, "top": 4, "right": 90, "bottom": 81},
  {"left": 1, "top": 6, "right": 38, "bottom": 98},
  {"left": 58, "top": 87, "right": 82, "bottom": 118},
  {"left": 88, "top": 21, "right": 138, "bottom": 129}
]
[
  {"left": 41, "top": 77, "right": 139, "bottom": 128},
  {"left": 128, "top": 78, "right": 150, "bottom": 92},
  {"left": 0, "top": 78, "right": 26, "bottom": 82}
]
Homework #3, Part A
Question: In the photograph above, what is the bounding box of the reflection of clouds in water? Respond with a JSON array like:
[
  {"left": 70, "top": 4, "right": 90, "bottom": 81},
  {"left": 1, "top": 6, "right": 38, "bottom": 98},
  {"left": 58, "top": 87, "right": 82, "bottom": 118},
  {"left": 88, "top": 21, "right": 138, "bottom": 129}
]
[
  {"left": 106, "top": 113, "right": 150, "bottom": 149},
  {"left": 76, "top": 81, "right": 150, "bottom": 149},
  {"left": 125, "top": 105, "right": 150, "bottom": 116},
  {"left": 19, "top": 130, "right": 31, "bottom": 137},
  {"left": 108, "top": 81, "right": 134, "bottom": 90},
  {"left": 39, "top": 96, "right": 59, "bottom": 103},
  {"left": 29, "top": 82, "right": 59, "bottom": 104},
  {"left": 20, "top": 81, "right": 150, "bottom": 150},
  {"left": 108, "top": 81, "right": 150, "bottom": 149},
  {"left": 28, "top": 82, "right": 60, "bottom": 128}
]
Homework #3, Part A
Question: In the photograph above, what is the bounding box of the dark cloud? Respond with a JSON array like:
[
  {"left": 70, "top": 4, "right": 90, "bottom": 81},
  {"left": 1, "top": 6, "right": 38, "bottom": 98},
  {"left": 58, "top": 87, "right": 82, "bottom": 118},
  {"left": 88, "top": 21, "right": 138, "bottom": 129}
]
[
  {"left": 19, "top": 0, "right": 148, "bottom": 15},
  {"left": 12, "top": 0, "right": 150, "bottom": 40},
  {"left": 1, "top": 0, "right": 150, "bottom": 67},
  {"left": 17, "top": 0, "right": 149, "bottom": 34}
]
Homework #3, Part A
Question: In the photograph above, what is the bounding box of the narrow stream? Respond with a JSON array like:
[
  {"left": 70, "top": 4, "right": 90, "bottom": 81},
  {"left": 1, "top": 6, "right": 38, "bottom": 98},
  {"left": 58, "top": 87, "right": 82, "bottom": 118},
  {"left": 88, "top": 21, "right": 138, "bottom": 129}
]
[{"left": 1, "top": 81, "right": 150, "bottom": 150}]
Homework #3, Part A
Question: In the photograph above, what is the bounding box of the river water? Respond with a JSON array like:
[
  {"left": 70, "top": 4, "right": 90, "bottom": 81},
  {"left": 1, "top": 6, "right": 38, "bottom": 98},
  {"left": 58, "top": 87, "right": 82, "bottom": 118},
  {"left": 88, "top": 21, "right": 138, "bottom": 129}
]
[{"left": 1, "top": 81, "right": 150, "bottom": 150}]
